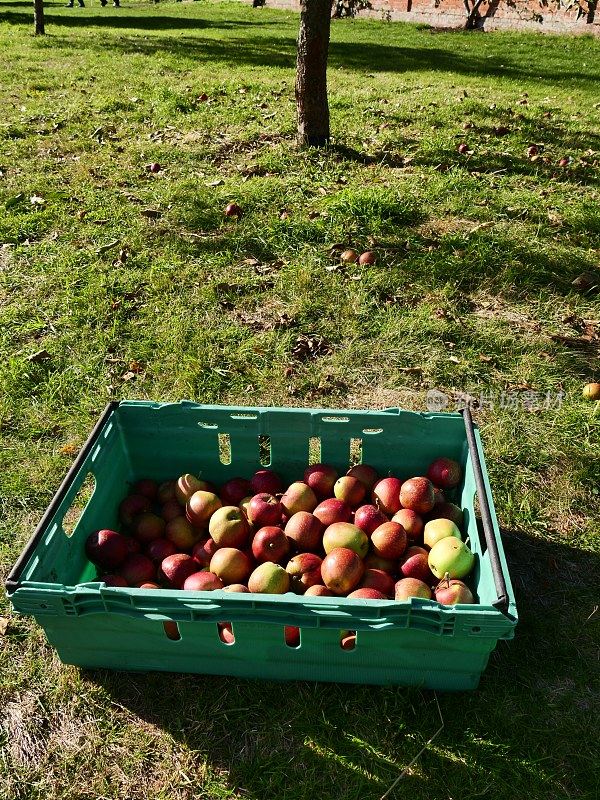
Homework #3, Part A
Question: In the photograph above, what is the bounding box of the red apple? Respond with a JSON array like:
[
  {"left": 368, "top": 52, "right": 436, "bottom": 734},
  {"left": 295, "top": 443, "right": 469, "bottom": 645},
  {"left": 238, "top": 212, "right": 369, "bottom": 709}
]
[
  {"left": 157, "top": 480, "right": 176, "bottom": 504},
  {"left": 333, "top": 476, "right": 366, "bottom": 508},
  {"left": 176, "top": 474, "right": 209, "bottom": 506},
  {"left": 346, "top": 464, "right": 378, "bottom": 491},
  {"left": 340, "top": 632, "right": 356, "bottom": 650},
  {"left": 161, "top": 554, "right": 199, "bottom": 588},
  {"left": 392, "top": 509, "right": 424, "bottom": 541},
  {"left": 358, "top": 251, "right": 376, "bottom": 266},
  {"left": 186, "top": 490, "right": 222, "bottom": 528},
  {"left": 138, "top": 582, "right": 161, "bottom": 589},
  {"left": 434, "top": 577, "right": 475, "bottom": 605},
  {"left": 313, "top": 498, "right": 352, "bottom": 527},
  {"left": 252, "top": 526, "right": 290, "bottom": 564},
  {"left": 303, "top": 464, "right": 338, "bottom": 499},
  {"left": 223, "top": 583, "right": 249, "bottom": 593},
  {"left": 248, "top": 562, "right": 290, "bottom": 594},
  {"left": 347, "top": 588, "right": 387, "bottom": 600},
  {"left": 183, "top": 571, "right": 224, "bottom": 591},
  {"left": 364, "top": 554, "right": 397, "bottom": 574},
  {"left": 101, "top": 573, "right": 128, "bottom": 587},
  {"left": 399, "top": 477, "right": 435, "bottom": 514},
  {"left": 119, "top": 494, "right": 151, "bottom": 527},
  {"left": 166, "top": 517, "right": 202, "bottom": 550},
  {"left": 322, "top": 522, "right": 368, "bottom": 558},
  {"left": 224, "top": 202, "right": 243, "bottom": 218},
  {"left": 304, "top": 584, "right": 333, "bottom": 596},
  {"left": 286, "top": 552, "right": 323, "bottom": 593},
  {"left": 120, "top": 554, "right": 156, "bottom": 586},
  {"left": 210, "top": 548, "right": 253, "bottom": 584},
  {"left": 372, "top": 477, "right": 402, "bottom": 516},
  {"left": 123, "top": 536, "right": 141, "bottom": 555},
  {"left": 280, "top": 481, "right": 318, "bottom": 515},
  {"left": 354, "top": 504, "right": 389, "bottom": 536},
  {"left": 394, "top": 577, "right": 432, "bottom": 600},
  {"left": 458, "top": 143, "right": 469, "bottom": 154},
  {"left": 399, "top": 546, "right": 436, "bottom": 584},
  {"left": 284, "top": 511, "right": 323, "bottom": 552},
  {"left": 191, "top": 537, "right": 219, "bottom": 567},
  {"left": 427, "top": 457, "right": 462, "bottom": 489},
  {"left": 250, "top": 469, "right": 283, "bottom": 496},
  {"left": 321, "top": 548, "right": 364, "bottom": 595},
  {"left": 146, "top": 538, "right": 177, "bottom": 564},
  {"left": 284, "top": 626, "right": 301, "bottom": 647},
  {"left": 132, "top": 479, "right": 158, "bottom": 499},
  {"left": 219, "top": 477, "right": 252, "bottom": 506},
  {"left": 208, "top": 505, "right": 250, "bottom": 548},
  {"left": 86, "top": 529, "right": 129, "bottom": 570},
  {"left": 428, "top": 502, "right": 464, "bottom": 529},
  {"left": 370, "top": 521, "right": 407, "bottom": 560},
  {"left": 358, "top": 569, "right": 395, "bottom": 597},
  {"left": 132, "top": 512, "right": 165, "bottom": 543},
  {"left": 161, "top": 499, "right": 183, "bottom": 522},
  {"left": 218, "top": 622, "right": 235, "bottom": 644},
  {"left": 248, "top": 493, "right": 282, "bottom": 527}
]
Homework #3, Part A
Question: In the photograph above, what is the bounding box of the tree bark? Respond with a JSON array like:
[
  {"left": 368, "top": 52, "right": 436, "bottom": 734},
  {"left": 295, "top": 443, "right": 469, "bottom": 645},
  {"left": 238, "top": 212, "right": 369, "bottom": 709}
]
[
  {"left": 34, "top": 0, "right": 45, "bottom": 35},
  {"left": 463, "top": 0, "right": 485, "bottom": 27},
  {"left": 295, "top": 0, "right": 331, "bottom": 147}
]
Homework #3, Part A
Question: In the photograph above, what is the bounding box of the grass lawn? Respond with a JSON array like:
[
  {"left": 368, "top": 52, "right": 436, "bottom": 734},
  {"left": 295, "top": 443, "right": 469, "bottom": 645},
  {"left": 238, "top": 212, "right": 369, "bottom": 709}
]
[{"left": 0, "top": 1, "right": 599, "bottom": 798}]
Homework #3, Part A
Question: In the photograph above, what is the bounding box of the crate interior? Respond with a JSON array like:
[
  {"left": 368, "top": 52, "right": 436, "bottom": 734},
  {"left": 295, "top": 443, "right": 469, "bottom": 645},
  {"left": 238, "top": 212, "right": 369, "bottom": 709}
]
[{"left": 18, "top": 401, "right": 505, "bottom": 610}]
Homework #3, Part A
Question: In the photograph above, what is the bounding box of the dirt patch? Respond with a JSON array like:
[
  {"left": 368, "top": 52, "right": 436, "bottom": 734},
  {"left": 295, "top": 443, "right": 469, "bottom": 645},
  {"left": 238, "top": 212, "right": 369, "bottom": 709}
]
[{"left": 1, "top": 693, "right": 48, "bottom": 768}]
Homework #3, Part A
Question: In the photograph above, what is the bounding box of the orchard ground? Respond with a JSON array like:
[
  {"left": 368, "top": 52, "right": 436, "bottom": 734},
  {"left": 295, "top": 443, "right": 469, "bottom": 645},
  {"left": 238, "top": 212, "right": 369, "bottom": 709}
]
[{"left": 0, "top": 2, "right": 599, "bottom": 798}]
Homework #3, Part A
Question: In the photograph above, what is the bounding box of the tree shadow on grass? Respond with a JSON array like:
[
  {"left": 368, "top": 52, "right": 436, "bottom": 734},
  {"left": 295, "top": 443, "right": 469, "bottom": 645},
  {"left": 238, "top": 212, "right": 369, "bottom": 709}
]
[{"left": 87, "top": 528, "right": 598, "bottom": 800}]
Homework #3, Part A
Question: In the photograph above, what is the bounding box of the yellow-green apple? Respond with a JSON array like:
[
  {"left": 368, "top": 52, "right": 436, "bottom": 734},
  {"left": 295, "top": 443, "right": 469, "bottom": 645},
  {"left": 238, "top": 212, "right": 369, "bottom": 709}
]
[
  {"left": 85, "top": 529, "right": 128, "bottom": 569},
  {"left": 434, "top": 576, "right": 474, "bottom": 605},
  {"left": 176, "top": 474, "right": 209, "bottom": 505},
  {"left": 119, "top": 494, "right": 151, "bottom": 526},
  {"left": 372, "top": 477, "right": 403, "bottom": 515},
  {"left": 157, "top": 480, "right": 176, "bottom": 504},
  {"left": 248, "top": 562, "right": 290, "bottom": 594},
  {"left": 323, "top": 522, "right": 368, "bottom": 558},
  {"left": 303, "top": 463, "right": 338, "bottom": 499},
  {"left": 358, "top": 568, "right": 395, "bottom": 597},
  {"left": 248, "top": 493, "right": 282, "bottom": 527},
  {"left": 284, "top": 511, "right": 323, "bottom": 552},
  {"left": 347, "top": 587, "right": 386, "bottom": 599},
  {"left": 239, "top": 495, "right": 253, "bottom": 520},
  {"left": 428, "top": 538, "right": 474, "bottom": 579},
  {"left": 346, "top": 464, "right": 378, "bottom": 491},
  {"left": 286, "top": 552, "right": 323, "bottom": 592},
  {"left": 219, "top": 477, "right": 252, "bottom": 506},
  {"left": 191, "top": 537, "right": 218, "bottom": 567},
  {"left": 321, "top": 547, "right": 364, "bottom": 595},
  {"left": 423, "top": 518, "right": 461, "bottom": 549},
  {"left": 394, "top": 577, "right": 432, "bottom": 600},
  {"left": 146, "top": 538, "right": 177, "bottom": 564},
  {"left": 252, "top": 526, "right": 290, "bottom": 563},
  {"left": 370, "top": 521, "right": 407, "bottom": 560},
  {"left": 427, "top": 457, "right": 462, "bottom": 489},
  {"left": 209, "top": 505, "right": 250, "bottom": 548},
  {"left": 210, "top": 547, "right": 253, "bottom": 584},
  {"left": 333, "top": 476, "right": 366, "bottom": 508},
  {"left": 166, "top": 517, "right": 202, "bottom": 550},
  {"left": 427, "top": 502, "right": 464, "bottom": 529},
  {"left": 186, "top": 490, "right": 222, "bottom": 527},
  {"left": 304, "top": 584, "right": 333, "bottom": 596},
  {"left": 399, "top": 477, "right": 435, "bottom": 514},
  {"left": 354, "top": 504, "right": 389, "bottom": 535},
  {"left": 313, "top": 498, "right": 352, "bottom": 527},
  {"left": 280, "top": 481, "right": 318, "bottom": 515},
  {"left": 120, "top": 554, "right": 156, "bottom": 586},
  {"left": 161, "top": 499, "right": 182, "bottom": 522},
  {"left": 392, "top": 508, "right": 423, "bottom": 540},
  {"left": 223, "top": 583, "right": 250, "bottom": 593},
  {"left": 183, "top": 571, "right": 224, "bottom": 591},
  {"left": 132, "top": 512, "right": 165, "bottom": 543},
  {"left": 583, "top": 382, "right": 600, "bottom": 400},
  {"left": 250, "top": 469, "right": 283, "bottom": 496}
]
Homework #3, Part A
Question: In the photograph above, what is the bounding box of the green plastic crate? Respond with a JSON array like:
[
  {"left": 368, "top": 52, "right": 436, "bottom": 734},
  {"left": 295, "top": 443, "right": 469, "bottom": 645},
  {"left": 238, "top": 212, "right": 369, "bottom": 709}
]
[{"left": 6, "top": 400, "right": 517, "bottom": 690}]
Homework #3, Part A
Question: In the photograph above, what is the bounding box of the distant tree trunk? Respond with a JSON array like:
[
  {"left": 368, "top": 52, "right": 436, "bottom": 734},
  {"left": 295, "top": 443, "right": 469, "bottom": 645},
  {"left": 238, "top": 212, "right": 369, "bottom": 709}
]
[
  {"left": 34, "top": 0, "right": 45, "bottom": 35},
  {"left": 295, "top": 0, "right": 331, "bottom": 147},
  {"left": 463, "top": 0, "right": 486, "bottom": 28}
]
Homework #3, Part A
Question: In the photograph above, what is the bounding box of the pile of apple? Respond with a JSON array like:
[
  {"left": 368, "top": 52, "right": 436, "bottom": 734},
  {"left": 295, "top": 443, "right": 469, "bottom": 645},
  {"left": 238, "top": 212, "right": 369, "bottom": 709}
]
[{"left": 84, "top": 458, "right": 476, "bottom": 607}]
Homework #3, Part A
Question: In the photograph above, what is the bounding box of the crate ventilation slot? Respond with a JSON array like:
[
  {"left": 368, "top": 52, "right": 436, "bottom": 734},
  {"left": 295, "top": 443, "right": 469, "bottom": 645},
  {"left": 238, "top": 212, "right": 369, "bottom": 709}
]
[
  {"left": 218, "top": 433, "right": 231, "bottom": 465},
  {"left": 259, "top": 435, "right": 271, "bottom": 466},
  {"left": 62, "top": 473, "right": 96, "bottom": 537}
]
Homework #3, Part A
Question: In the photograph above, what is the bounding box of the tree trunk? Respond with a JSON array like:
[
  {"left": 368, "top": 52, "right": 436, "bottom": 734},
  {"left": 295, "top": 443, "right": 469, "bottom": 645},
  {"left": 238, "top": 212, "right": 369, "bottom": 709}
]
[
  {"left": 463, "top": 0, "right": 485, "bottom": 28},
  {"left": 295, "top": 0, "right": 331, "bottom": 147},
  {"left": 34, "top": 0, "right": 45, "bottom": 35}
]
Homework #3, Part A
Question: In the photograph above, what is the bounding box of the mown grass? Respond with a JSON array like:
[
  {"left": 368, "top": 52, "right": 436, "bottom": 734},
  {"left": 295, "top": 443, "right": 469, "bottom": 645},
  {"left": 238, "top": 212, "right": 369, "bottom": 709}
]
[{"left": 0, "top": 2, "right": 599, "bottom": 799}]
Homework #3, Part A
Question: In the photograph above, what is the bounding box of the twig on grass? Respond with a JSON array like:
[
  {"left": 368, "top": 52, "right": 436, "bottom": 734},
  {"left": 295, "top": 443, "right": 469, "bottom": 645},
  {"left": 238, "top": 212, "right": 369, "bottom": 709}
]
[{"left": 380, "top": 693, "right": 444, "bottom": 800}]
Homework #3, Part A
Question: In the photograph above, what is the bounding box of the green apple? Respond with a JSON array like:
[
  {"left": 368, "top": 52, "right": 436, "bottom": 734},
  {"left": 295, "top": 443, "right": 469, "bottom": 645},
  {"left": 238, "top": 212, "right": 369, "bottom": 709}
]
[
  {"left": 428, "top": 537, "right": 474, "bottom": 579},
  {"left": 423, "top": 518, "right": 461, "bottom": 549}
]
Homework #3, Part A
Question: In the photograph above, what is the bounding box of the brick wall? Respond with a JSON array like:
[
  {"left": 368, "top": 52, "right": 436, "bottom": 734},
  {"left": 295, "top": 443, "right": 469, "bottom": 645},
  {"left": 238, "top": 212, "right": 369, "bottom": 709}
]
[{"left": 259, "top": 0, "right": 599, "bottom": 34}]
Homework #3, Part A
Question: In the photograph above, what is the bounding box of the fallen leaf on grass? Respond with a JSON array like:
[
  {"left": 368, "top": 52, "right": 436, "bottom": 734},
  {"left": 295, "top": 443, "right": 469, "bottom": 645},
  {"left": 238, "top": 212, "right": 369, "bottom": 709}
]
[
  {"left": 121, "top": 371, "right": 136, "bottom": 382},
  {"left": 30, "top": 194, "right": 45, "bottom": 207},
  {"left": 0, "top": 618, "right": 8, "bottom": 636},
  {"left": 59, "top": 443, "right": 80, "bottom": 456},
  {"left": 292, "top": 334, "right": 331, "bottom": 361},
  {"left": 572, "top": 272, "right": 599, "bottom": 293},
  {"left": 26, "top": 349, "right": 51, "bottom": 363},
  {"left": 448, "top": 355, "right": 461, "bottom": 364},
  {"left": 141, "top": 208, "right": 162, "bottom": 219},
  {"left": 96, "top": 239, "right": 120, "bottom": 255}
]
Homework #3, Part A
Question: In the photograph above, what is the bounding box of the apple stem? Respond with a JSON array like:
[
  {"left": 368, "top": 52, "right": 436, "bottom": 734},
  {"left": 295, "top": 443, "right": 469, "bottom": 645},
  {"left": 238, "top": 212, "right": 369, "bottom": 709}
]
[{"left": 444, "top": 571, "right": 450, "bottom": 588}]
